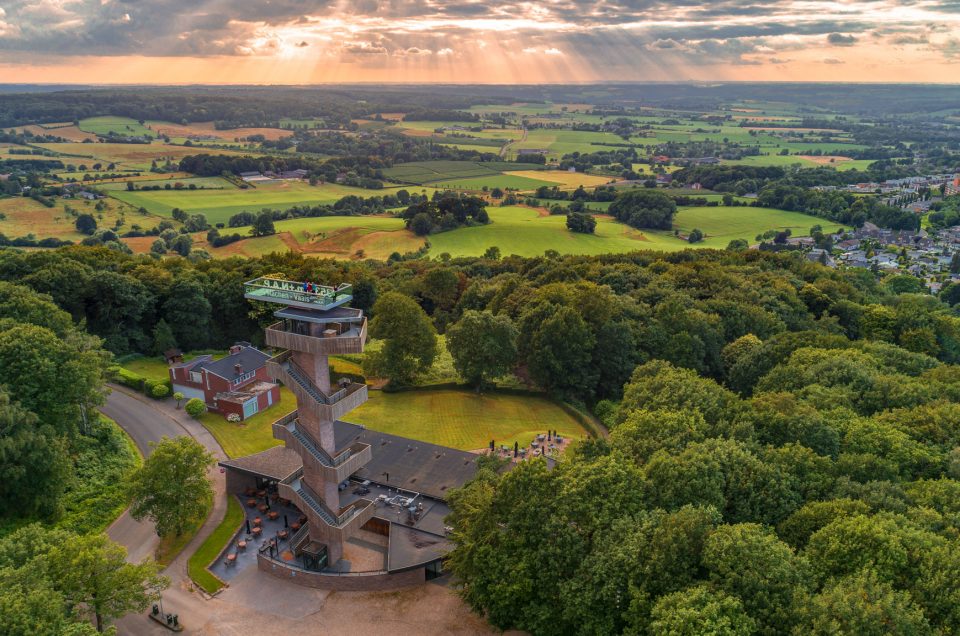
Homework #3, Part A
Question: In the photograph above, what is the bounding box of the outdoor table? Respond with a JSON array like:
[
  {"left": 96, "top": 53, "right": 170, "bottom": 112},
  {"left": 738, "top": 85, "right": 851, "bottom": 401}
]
[
  {"left": 244, "top": 487, "right": 255, "bottom": 496},
  {"left": 279, "top": 498, "right": 290, "bottom": 506},
  {"left": 290, "top": 522, "right": 301, "bottom": 531},
  {"left": 226, "top": 553, "right": 237, "bottom": 565},
  {"left": 278, "top": 530, "right": 289, "bottom": 540},
  {"left": 256, "top": 490, "right": 266, "bottom": 498},
  {"left": 251, "top": 527, "right": 262, "bottom": 537},
  {"left": 238, "top": 541, "right": 247, "bottom": 551},
  {"left": 267, "top": 511, "right": 279, "bottom": 521},
  {"left": 253, "top": 517, "right": 262, "bottom": 526},
  {"left": 257, "top": 504, "right": 268, "bottom": 513},
  {"left": 298, "top": 515, "right": 308, "bottom": 525},
  {"left": 246, "top": 499, "right": 257, "bottom": 508}
]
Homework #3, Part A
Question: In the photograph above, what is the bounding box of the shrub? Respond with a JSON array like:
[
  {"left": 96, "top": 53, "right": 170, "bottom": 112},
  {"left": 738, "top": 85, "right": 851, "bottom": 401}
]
[
  {"left": 226, "top": 413, "right": 241, "bottom": 423},
  {"left": 150, "top": 383, "right": 170, "bottom": 398},
  {"left": 114, "top": 367, "right": 146, "bottom": 391},
  {"left": 185, "top": 398, "right": 207, "bottom": 418}
]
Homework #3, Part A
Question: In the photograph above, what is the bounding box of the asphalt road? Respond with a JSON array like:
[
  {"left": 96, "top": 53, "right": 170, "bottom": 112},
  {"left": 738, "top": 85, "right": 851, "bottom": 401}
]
[{"left": 103, "top": 388, "right": 189, "bottom": 563}]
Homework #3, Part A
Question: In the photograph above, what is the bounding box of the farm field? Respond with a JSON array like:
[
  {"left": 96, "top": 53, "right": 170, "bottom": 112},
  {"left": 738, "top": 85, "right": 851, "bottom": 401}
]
[
  {"left": 33, "top": 141, "right": 251, "bottom": 170},
  {"left": 382, "top": 160, "right": 544, "bottom": 185},
  {"left": 510, "top": 129, "right": 627, "bottom": 160},
  {"left": 349, "top": 388, "right": 588, "bottom": 450},
  {"left": 145, "top": 120, "right": 293, "bottom": 141},
  {"left": 507, "top": 170, "right": 614, "bottom": 188},
  {"left": 108, "top": 181, "right": 399, "bottom": 225},
  {"left": 16, "top": 124, "right": 97, "bottom": 142},
  {"left": 723, "top": 155, "right": 874, "bottom": 170},
  {"left": 78, "top": 116, "right": 155, "bottom": 138}
]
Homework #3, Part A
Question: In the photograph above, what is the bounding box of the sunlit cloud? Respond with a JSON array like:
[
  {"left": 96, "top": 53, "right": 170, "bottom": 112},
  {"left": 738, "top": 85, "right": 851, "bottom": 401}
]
[{"left": 0, "top": 0, "right": 958, "bottom": 82}]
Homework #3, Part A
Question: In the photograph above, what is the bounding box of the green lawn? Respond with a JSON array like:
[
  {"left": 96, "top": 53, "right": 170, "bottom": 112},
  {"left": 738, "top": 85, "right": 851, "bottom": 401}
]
[
  {"left": 349, "top": 388, "right": 588, "bottom": 450},
  {"left": 197, "top": 388, "right": 290, "bottom": 458},
  {"left": 188, "top": 495, "right": 243, "bottom": 594}
]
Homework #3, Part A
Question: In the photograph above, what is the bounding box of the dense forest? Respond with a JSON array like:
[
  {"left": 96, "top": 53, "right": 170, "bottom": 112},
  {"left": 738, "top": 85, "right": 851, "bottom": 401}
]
[{"left": 4, "top": 240, "right": 960, "bottom": 631}]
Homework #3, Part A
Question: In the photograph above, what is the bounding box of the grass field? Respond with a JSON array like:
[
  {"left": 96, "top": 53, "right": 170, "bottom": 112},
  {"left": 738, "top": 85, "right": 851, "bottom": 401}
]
[
  {"left": 671, "top": 205, "right": 846, "bottom": 248},
  {"left": 0, "top": 195, "right": 138, "bottom": 240},
  {"left": 97, "top": 176, "right": 234, "bottom": 191},
  {"left": 348, "top": 388, "right": 588, "bottom": 450},
  {"left": 79, "top": 116, "right": 155, "bottom": 138},
  {"left": 428, "top": 205, "right": 654, "bottom": 256},
  {"left": 175, "top": 202, "right": 835, "bottom": 260},
  {"left": 109, "top": 181, "right": 397, "bottom": 225},
  {"left": 188, "top": 496, "right": 243, "bottom": 594},
  {"left": 432, "top": 174, "right": 556, "bottom": 191}
]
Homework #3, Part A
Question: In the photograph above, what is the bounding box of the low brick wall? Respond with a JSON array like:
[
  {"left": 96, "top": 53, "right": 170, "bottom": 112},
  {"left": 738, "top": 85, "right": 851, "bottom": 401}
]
[{"left": 257, "top": 554, "right": 426, "bottom": 591}]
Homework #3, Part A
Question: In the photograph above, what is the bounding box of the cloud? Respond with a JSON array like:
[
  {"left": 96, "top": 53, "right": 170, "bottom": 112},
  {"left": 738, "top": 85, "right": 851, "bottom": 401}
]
[
  {"left": 0, "top": 0, "right": 957, "bottom": 80},
  {"left": 827, "top": 33, "right": 857, "bottom": 46}
]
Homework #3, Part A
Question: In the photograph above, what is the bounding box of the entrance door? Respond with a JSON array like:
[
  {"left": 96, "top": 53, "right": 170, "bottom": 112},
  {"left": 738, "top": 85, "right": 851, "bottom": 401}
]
[{"left": 242, "top": 398, "right": 259, "bottom": 419}]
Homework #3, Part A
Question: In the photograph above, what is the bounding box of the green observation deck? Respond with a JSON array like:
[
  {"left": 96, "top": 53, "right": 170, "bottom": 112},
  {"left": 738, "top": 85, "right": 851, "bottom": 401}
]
[{"left": 243, "top": 276, "right": 353, "bottom": 311}]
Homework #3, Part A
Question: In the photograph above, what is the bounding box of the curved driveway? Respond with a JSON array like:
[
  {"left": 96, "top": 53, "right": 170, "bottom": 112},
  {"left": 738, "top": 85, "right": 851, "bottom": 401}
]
[{"left": 103, "top": 388, "right": 191, "bottom": 563}]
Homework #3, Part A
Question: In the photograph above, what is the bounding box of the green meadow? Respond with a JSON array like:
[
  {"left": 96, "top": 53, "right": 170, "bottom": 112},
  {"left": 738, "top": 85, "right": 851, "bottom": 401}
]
[
  {"left": 108, "top": 181, "right": 411, "bottom": 225},
  {"left": 78, "top": 116, "right": 156, "bottom": 138}
]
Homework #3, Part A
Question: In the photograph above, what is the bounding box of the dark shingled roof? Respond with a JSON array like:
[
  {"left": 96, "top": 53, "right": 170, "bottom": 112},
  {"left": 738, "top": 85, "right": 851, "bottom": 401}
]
[
  {"left": 219, "top": 446, "right": 302, "bottom": 481},
  {"left": 333, "top": 421, "right": 480, "bottom": 500},
  {"left": 196, "top": 346, "right": 270, "bottom": 381}
]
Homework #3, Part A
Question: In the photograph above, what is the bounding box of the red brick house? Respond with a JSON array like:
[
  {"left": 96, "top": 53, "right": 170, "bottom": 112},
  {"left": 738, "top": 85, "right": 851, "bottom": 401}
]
[{"left": 169, "top": 343, "right": 280, "bottom": 421}]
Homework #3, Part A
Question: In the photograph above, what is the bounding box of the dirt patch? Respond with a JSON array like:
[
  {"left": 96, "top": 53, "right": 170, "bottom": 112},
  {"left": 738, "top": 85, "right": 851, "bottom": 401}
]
[
  {"left": 796, "top": 155, "right": 853, "bottom": 164},
  {"left": 276, "top": 231, "right": 302, "bottom": 252}
]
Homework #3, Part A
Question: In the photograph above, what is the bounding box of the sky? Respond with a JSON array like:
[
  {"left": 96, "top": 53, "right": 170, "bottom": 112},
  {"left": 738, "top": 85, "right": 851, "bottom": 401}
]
[{"left": 0, "top": 0, "right": 958, "bottom": 84}]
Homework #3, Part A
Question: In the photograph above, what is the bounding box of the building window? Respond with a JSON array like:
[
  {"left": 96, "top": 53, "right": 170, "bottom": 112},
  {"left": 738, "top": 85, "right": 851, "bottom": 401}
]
[
  {"left": 233, "top": 371, "right": 255, "bottom": 386},
  {"left": 190, "top": 371, "right": 202, "bottom": 384}
]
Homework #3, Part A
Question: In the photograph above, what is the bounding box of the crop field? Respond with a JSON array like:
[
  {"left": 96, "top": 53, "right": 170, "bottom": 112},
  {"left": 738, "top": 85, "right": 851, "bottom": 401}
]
[
  {"left": 34, "top": 142, "right": 250, "bottom": 170},
  {"left": 145, "top": 120, "right": 293, "bottom": 141},
  {"left": 108, "top": 181, "right": 395, "bottom": 225},
  {"left": 382, "top": 160, "right": 545, "bottom": 185},
  {"left": 349, "top": 388, "right": 588, "bottom": 450},
  {"left": 506, "top": 170, "right": 614, "bottom": 188},
  {"left": 78, "top": 116, "right": 155, "bottom": 138}
]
